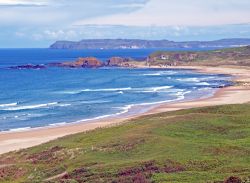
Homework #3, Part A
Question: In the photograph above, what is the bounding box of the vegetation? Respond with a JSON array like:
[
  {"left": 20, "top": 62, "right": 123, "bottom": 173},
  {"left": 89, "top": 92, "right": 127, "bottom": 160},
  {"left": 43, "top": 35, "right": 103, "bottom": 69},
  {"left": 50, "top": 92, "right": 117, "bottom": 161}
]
[
  {"left": 0, "top": 104, "right": 250, "bottom": 182},
  {"left": 148, "top": 46, "right": 250, "bottom": 66}
]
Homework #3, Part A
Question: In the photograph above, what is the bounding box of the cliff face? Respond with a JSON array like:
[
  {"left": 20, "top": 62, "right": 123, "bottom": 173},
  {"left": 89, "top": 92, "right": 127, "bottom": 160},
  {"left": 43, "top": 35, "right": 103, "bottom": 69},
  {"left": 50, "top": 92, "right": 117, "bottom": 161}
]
[
  {"left": 50, "top": 39, "right": 172, "bottom": 49},
  {"left": 49, "top": 38, "right": 250, "bottom": 50}
]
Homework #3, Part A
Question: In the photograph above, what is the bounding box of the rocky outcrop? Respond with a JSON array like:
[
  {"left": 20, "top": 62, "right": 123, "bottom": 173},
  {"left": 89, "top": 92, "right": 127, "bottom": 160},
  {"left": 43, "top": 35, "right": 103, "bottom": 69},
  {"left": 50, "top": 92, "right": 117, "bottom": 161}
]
[
  {"left": 75, "top": 57, "right": 103, "bottom": 68},
  {"left": 54, "top": 57, "right": 135, "bottom": 68},
  {"left": 8, "top": 64, "right": 46, "bottom": 70},
  {"left": 106, "top": 57, "right": 131, "bottom": 67},
  {"left": 59, "top": 57, "right": 103, "bottom": 68}
]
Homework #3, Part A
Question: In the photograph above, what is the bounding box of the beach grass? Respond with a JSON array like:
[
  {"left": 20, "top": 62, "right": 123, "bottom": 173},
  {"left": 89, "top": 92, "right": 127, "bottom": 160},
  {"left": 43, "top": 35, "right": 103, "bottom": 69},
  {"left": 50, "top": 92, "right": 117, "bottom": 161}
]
[{"left": 0, "top": 104, "right": 250, "bottom": 182}]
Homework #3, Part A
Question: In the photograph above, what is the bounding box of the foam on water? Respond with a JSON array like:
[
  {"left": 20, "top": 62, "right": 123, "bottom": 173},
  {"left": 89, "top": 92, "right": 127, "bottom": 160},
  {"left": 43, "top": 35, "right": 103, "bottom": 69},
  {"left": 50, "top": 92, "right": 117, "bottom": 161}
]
[
  {"left": 195, "top": 82, "right": 211, "bottom": 86},
  {"left": 176, "top": 78, "right": 200, "bottom": 82},
  {"left": 0, "top": 102, "right": 71, "bottom": 111},
  {"left": 142, "top": 71, "right": 178, "bottom": 76},
  {"left": 0, "top": 67, "right": 231, "bottom": 132},
  {"left": 117, "top": 91, "right": 124, "bottom": 94},
  {"left": 0, "top": 48, "right": 232, "bottom": 132},
  {"left": 81, "top": 87, "right": 132, "bottom": 92},
  {"left": 49, "top": 122, "right": 68, "bottom": 127},
  {"left": 0, "top": 102, "right": 18, "bottom": 107},
  {"left": 61, "top": 86, "right": 173, "bottom": 95},
  {"left": 8, "top": 127, "right": 32, "bottom": 132},
  {"left": 142, "top": 86, "right": 173, "bottom": 92},
  {"left": 79, "top": 100, "right": 111, "bottom": 104},
  {"left": 59, "top": 87, "right": 132, "bottom": 94}
]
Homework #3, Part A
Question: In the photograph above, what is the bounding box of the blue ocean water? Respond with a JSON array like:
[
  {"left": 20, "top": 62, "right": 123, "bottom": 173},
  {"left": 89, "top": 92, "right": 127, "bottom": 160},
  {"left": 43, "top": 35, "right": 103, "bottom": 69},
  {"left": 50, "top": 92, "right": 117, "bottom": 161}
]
[{"left": 0, "top": 49, "right": 232, "bottom": 132}]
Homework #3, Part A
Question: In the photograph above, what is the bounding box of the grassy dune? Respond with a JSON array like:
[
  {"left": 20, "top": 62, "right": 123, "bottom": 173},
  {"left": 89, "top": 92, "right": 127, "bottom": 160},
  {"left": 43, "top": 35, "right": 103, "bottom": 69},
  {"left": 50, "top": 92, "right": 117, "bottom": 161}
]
[
  {"left": 0, "top": 104, "right": 250, "bottom": 182},
  {"left": 148, "top": 46, "right": 250, "bottom": 66}
]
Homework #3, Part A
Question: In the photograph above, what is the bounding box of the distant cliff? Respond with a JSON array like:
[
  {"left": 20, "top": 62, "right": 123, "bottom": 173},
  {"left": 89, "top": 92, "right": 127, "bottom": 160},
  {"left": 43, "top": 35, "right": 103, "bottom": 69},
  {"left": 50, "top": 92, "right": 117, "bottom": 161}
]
[{"left": 49, "top": 38, "right": 250, "bottom": 49}]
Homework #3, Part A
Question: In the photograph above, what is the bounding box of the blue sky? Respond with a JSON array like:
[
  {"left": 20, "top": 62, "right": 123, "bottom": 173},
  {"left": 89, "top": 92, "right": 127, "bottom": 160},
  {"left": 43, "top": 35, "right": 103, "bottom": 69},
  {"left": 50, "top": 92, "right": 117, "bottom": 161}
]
[{"left": 0, "top": 0, "right": 250, "bottom": 48}]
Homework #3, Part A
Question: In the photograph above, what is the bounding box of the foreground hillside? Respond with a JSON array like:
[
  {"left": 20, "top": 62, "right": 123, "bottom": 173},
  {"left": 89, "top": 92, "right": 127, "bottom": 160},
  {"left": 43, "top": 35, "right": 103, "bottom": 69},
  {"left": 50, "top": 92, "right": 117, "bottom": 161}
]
[
  {"left": 0, "top": 104, "right": 249, "bottom": 182},
  {"left": 148, "top": 46, "right": 250, "bottom": 67}
]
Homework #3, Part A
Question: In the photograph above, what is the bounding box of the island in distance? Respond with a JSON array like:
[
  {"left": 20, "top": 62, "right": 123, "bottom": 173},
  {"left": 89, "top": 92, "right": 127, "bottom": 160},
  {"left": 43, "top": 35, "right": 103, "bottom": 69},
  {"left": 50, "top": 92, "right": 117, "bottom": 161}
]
[{"left": 50, "top": 38, "right": 250, "bottom": 49}]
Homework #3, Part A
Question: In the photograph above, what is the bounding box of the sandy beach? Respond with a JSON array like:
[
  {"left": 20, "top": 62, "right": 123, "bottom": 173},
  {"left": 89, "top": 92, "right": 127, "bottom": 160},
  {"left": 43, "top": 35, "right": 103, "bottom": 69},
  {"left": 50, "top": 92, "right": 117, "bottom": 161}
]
[{"left": 1, "top": 66, "right": 250, "bottom": 155}]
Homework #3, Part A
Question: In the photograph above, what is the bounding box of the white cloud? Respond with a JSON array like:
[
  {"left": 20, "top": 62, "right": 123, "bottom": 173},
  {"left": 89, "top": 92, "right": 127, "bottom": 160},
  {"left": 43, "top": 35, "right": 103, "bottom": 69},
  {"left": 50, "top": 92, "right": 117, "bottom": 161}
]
[
  {"left": 0, "top": 0, "right": 250, "bottom": 47},
  {"left": 0, "top": 0, "right": 148, "bottom": 26},
  {"left": 0, "top": 0, "right": 48, "bottom": 6},
  {"left": 23, "top": 29, "right": 79, "bottom": 41},
  {"left": 15, "top": 31, "right": 25, "bottom": 37},
  {"left": 75, "top": 0, "right": 250, "bottom": 26},
  {"left": 111, "top": 3, "right": 146, "bottom": 8},
  {"left": 3, "top": 0, "right": 249, "bottom": 27},
  {"left": 31, "top": 33, "right": 43, "bottom": 41},
  {"left": 43, "top": 30, "right": 78, "bottom": 40}
]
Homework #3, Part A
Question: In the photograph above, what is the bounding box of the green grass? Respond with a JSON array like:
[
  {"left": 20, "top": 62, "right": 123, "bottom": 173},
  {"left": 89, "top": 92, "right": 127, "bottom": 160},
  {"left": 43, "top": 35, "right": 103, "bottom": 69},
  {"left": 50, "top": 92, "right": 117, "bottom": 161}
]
[
  {"left": 0, "top": 104, "right": 250, "bottom": 182},
  {"left": 148, "top": 45, "right": 250, "bottom": 66}
]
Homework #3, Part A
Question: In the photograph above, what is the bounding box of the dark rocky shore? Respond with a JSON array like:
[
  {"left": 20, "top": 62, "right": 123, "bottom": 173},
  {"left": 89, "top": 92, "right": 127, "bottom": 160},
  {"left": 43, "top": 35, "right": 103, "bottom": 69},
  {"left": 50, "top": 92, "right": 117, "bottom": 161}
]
[{"left": 8, "top": 64, "right": 47, "bottom": 70}]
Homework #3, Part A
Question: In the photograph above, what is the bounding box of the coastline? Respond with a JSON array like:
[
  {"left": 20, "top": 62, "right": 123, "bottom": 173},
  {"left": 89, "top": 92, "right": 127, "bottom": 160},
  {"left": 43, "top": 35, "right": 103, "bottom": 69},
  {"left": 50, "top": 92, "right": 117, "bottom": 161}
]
[{"left": 1, "top": 66, "right": 250, "bottom": 155}]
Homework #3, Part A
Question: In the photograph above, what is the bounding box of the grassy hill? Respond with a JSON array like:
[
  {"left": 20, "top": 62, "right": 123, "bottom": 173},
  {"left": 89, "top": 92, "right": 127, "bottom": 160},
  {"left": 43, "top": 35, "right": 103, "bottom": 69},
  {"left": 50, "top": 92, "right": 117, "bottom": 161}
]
[
  {"left": 0, "top": 104, "right": 250, "bottom": 182},
  {"left": 148, "top": 46, "right": 250, "bottom": 66}
]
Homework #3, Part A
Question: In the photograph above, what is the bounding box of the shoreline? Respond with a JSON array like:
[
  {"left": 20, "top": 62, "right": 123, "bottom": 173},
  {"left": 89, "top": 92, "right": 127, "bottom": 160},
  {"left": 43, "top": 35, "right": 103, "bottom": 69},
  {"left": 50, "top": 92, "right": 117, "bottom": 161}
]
[{"left": 1, "top": 65, "right": 250, "bottom": 155}]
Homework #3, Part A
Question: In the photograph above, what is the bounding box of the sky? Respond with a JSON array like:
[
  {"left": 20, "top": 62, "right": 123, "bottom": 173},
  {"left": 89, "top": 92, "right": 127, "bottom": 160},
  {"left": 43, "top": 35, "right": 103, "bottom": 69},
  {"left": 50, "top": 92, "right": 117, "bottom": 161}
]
[{"left": 0, "top": 0, "right": 250, "bottom": 48}]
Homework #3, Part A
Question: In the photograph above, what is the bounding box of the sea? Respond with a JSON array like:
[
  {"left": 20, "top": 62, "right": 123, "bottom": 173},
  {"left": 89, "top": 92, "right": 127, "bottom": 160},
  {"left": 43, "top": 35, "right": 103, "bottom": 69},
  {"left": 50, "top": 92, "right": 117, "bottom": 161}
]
[{"left": 0, "top": 48, "right": 232, "bottom": 132}]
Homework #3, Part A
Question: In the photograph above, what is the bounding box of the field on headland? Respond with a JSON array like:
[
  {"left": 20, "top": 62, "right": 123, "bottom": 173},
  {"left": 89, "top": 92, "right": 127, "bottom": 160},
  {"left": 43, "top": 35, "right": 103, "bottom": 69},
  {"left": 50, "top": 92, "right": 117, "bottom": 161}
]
[
  {"left": 147, "top": 46, "right": 250, "bottom": 67},
  {"left": 0, "top": 104, "right": 250, "bottom": 182}
]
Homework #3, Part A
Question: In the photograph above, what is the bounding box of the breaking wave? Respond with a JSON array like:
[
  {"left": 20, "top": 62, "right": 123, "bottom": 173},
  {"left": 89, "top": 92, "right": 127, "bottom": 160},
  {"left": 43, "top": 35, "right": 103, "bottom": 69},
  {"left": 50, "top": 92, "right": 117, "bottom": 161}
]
[
  {"left": 0, "top": 102, "right": 18, "bottom": 107},
  {"left": 60, "top": 86, "right": 173, "bottom": 95},
  {"left": 1, "top": 102, "right": 71, "bottom": 111}
]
